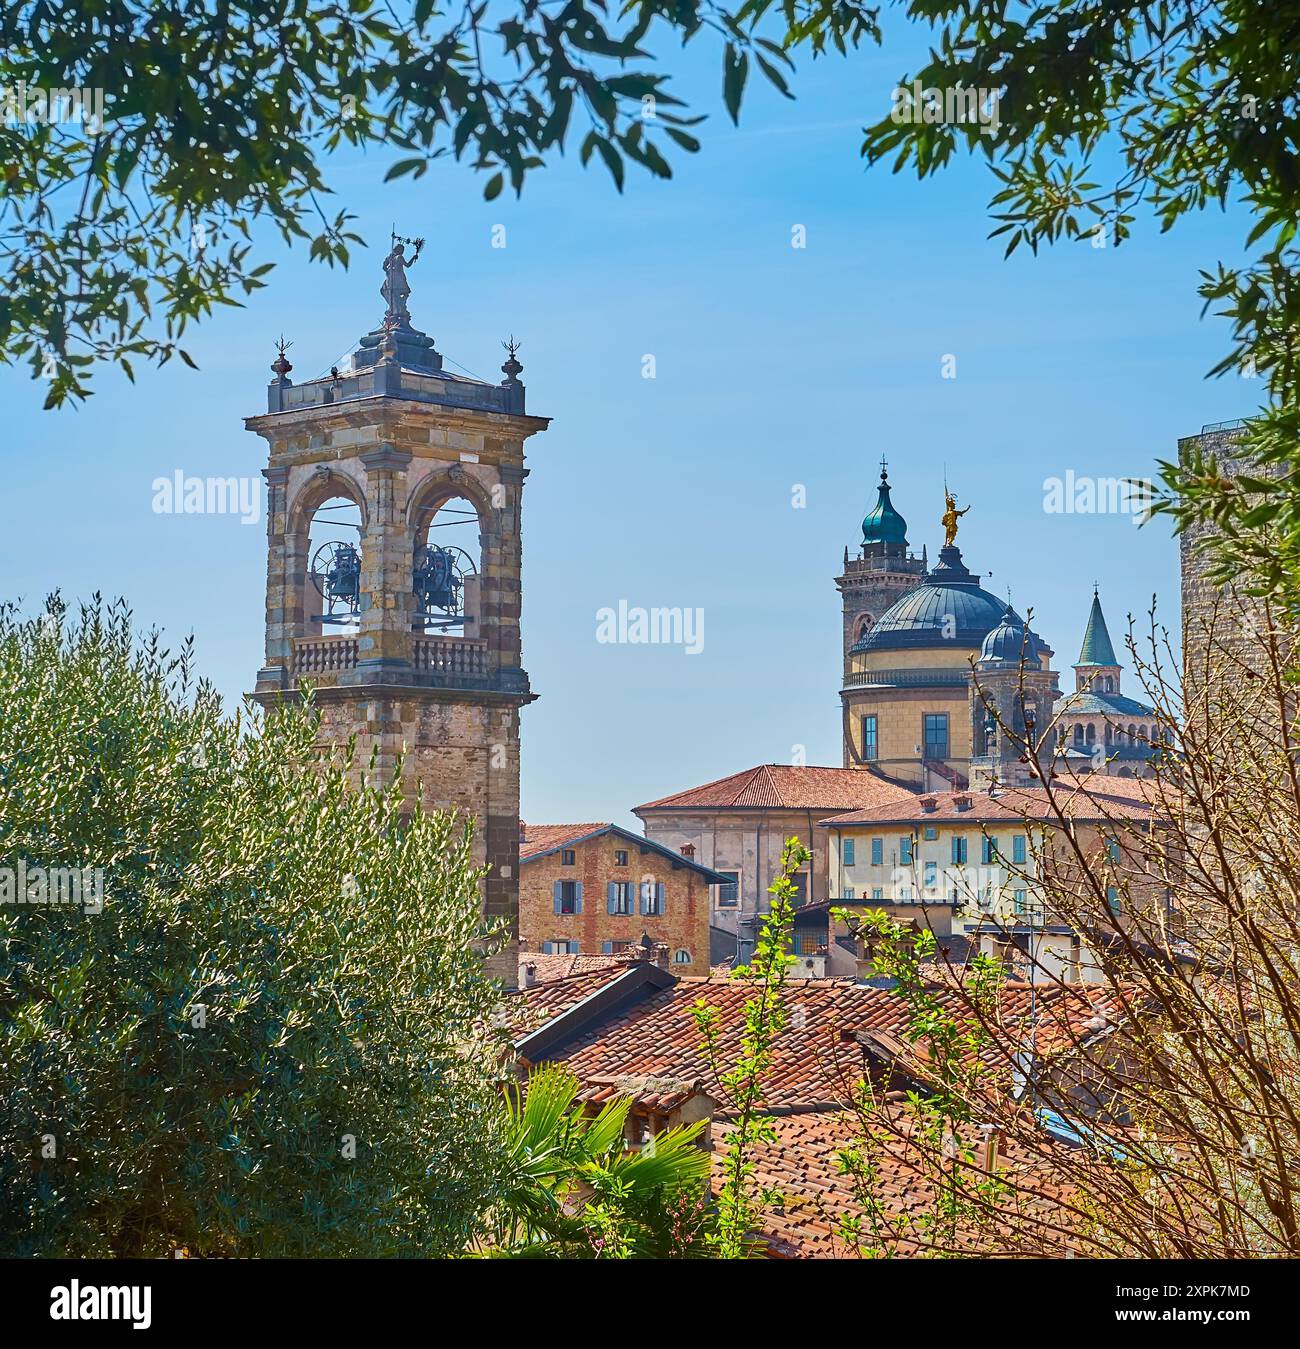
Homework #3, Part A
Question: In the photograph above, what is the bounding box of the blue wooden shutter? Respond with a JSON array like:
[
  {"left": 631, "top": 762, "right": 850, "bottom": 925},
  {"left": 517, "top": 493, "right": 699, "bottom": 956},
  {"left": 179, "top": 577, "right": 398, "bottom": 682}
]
[
  {"left": 541, "top": 941, "right": 553, "bottom": 954},
  {"left": 607, "top": 881, "right": 618, "bottom": 915},
  {"left": 574, "top": 881, "right": 583, "bottom": 915},
  {"left": 552, "top": 880, "right": 562, "bottom": 914},
  {"left": 656, "top": 882, "right": 665, "bottom": 914}
]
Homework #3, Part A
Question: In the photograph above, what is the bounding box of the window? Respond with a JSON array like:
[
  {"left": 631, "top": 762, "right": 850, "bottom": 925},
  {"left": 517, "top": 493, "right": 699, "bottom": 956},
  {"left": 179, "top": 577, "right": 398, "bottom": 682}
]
[
  {"left": 872, "top": 887, "right": 883, "bottom": 900},
  {"left": 640, "top": 881, "right": 665, "bottom": 916},
  {"left": 871, "top": 837, "right": 883, "bottom": 866},
  {"left": 862, "top": 714, "right": 878, "bottom": 760},
  {"left": 843, "top": 886, "right": 855, "bottom": 900},
  {"left": 561, "top": 849, "right": 576, "bottom": 866},
  {"left": 1012, "top": 834, "right": 1027, "bottom": 866},
  {"left": 1013, "top": 889, "right": 1028, "bottom": 916},
  {"left": 614, "top": 849, "right": 629, "bottom": 867},
  {"left": 543, "top": 939, "right": 578, "bottom": 955},
  {"left": 923, "top": 860, "right": 937, "bottom": 889},
  {"left": 791, "top": 873, "right": 808, "bottom": 907},
  {"left": 923, "top": 712, "right": 949, "bottom": 760},
  {"left": 900, "top": 835, "right": 913, "bottom": 865},
  {"left": 951, "top": 836, "right": 968, "bottom": 865},
  {"left": 1107, "top": 886, "right": 1122, "bottom": 914},
  {"left": 715, "top": 871, "right": 739, "bottom": 908},
  {"left": 842, "top": 838, "right": 856, "bottom": 866},
  {"left": 607, "top": 881, "right": 634, "bottom": 916},
  {"left": 899, "top": 886, "right": 912, "bottom": 901},
  {"left": 982, "top": 836, "right": 999, "bottom": 865},
  {"left": 923, "top": 825, "right": 938, "bottom": 841},
  {"left": 553, "top": 880, "right": 582, "bottom": 915},
  {"left": 1106, "top": 836, "right": 1121, "bottom": 864},
  {"left": 673, "top": 948, "right": 692, "bottom": 965}
]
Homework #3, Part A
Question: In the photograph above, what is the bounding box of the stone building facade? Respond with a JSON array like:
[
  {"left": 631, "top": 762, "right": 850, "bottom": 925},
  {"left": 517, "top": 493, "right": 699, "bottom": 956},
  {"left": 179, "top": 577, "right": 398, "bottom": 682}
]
[
  {"left": 1179, "top": 420, "right": 1270, "bottom": 693},
  {"left": 835, "top": 463, "right": 926, "bottom": 758},
  {"left": 634, "top": 764, "right": 916, "bottom": 968},
  {"left": 518, "top": 823, "right": 726, "bottom": 977},
  {"left": 246, "top": 252, "right": 549, "bottom": 985}
]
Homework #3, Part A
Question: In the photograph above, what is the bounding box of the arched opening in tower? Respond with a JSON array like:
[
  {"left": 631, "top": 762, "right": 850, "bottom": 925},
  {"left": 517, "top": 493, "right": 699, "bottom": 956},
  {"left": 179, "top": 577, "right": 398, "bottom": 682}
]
[
  {"left": 305, "top": 495, "right": 363, "bottom": 636},
  {"left": 410, "top": 495, "right": 482, "bottom": 637}
]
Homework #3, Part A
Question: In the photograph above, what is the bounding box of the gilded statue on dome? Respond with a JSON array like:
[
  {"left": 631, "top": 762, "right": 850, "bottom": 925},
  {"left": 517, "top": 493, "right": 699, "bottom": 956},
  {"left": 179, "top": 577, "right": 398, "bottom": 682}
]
[{"left": 941, "top": 489, "right": 969, "bottom": 549}]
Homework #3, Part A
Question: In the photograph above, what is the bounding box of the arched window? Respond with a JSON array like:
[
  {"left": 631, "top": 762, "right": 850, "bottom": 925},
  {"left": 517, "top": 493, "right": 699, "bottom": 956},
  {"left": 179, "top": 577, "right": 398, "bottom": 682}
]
[
  {"left": 1127, "top": 723, "right": 1137, "bottom": 743},
  {"left": 304, "top": 493, "right": 364, "bottom": 636},
  {"left": 1074, "top": 724, "right": 1085, "bottom": 745},
  {"left": 410, "top": 493, "right": 482, "bottom": 636},
  {"left": 1085, "top": 724, "right": 1095, "bottom": 745},
  {"left": 673, "top": 948, "right": 692, "bottom": 965}
]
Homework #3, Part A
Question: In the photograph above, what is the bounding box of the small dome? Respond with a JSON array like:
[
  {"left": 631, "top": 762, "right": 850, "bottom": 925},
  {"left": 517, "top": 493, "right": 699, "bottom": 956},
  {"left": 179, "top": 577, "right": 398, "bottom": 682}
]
[
  {"left": 862, "top": 467, "right": 908, "bottom": 547},
  {"left": 978, "top": 604, "right": 1041, "bottom": 666}
]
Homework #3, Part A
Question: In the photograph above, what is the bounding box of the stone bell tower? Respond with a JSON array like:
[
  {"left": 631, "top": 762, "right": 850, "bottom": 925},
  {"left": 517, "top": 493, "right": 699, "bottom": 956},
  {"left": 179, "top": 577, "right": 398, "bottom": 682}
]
[
  {"left": 246, "top": 238, "right": 550, "bottom": 986},
  {"left": 836, "top": 461, "right": 925, "bottom": 767}
]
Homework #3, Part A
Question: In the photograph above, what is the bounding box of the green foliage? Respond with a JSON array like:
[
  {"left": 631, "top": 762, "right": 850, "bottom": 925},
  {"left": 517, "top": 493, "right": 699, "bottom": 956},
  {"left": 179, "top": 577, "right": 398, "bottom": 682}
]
[
  {"left": 694, "top": 834, "right": 809, "bottom": 1257},
  {"left": 831, "top": 906, "right": 1012, "bottom": 1256},
  {"left": 0, "top": 594, "right": 510, "bottom": 1257},
  {"left": 0, "top": 0, "right": 717, "bottom": 405},
  {"left": 483, "top": 1064, "right": 713, "bottom": 1257}
]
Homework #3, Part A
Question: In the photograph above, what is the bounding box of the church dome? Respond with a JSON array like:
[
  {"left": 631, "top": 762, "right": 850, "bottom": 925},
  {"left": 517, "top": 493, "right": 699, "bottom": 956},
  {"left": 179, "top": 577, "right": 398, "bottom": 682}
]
[
  {"left": 853, "top": 546, "right": 1006, "bottom": 654},
  {"left": 861, "top": 466, "right": 908, "bottom": 547},
  {"left": 977, "top": 604, "right": 1043, "bottom": 666}
]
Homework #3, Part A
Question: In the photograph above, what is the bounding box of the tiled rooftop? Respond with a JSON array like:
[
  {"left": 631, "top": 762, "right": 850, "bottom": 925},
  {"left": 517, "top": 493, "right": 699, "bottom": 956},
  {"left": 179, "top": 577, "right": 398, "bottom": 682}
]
[
  {"left": 509, "top": 965, "right": 1117, "bottom": 1112},
  {"left": 716, "top": 1107, "right": 1077, "bottom": 1258},
  {"left": 518, "top": 822, "right": 612, "bottom": 861},
  {"left": 635, "top": 764, "right": 918, "bottom": 813}
]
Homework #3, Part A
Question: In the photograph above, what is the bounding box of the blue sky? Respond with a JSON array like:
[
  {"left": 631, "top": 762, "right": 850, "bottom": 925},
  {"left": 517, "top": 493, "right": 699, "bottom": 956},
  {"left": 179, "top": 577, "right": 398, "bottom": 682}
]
[{"left": 1, "top": 29, "right": 1255, "bottom": 829}]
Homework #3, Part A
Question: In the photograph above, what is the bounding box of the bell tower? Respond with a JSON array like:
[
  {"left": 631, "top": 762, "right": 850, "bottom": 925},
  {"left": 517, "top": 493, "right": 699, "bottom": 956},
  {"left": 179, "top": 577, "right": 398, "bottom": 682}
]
[
  {"left": 246, "top": 239, "right": 550, "bottom": 986},
  {"left": 836, "top": 460, "right": 925, "bottom": 767}
]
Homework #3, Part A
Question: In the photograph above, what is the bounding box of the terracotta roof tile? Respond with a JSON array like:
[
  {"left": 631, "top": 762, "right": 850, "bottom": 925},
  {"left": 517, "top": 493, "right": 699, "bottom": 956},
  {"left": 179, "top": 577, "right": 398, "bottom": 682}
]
[
  {"left": 509, "top": 967, "right": 1117, "bottom": 1111},
  {"left": 636, "top": 765, "right": 918, "bottom": 813},
  {"left": 518, "top": 823, "right": 611, "bottom": 860},
  {"left": 715, "top": 1108, "right": 1077, "bottom": 1258}
]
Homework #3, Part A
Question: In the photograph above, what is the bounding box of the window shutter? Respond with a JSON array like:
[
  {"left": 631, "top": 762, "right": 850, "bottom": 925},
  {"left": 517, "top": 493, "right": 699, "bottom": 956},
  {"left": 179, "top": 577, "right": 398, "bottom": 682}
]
[
  {"left": 638, "top": 881, "right": 649, "bottom": 915},
  {"left": 656, "top": 882, "right": 665, "bottom": 913},
  {"left": 574, "top": 881, "right": 583, "bottom": 915},
  {"left": 552, "top": 880, "right": 562, "bottom": 915},
  {"left": 607, "top": 881, "right": 618, "bottom": 915},
  {"left": 542, "top": 941, "right": 553, "bottom": 954}
]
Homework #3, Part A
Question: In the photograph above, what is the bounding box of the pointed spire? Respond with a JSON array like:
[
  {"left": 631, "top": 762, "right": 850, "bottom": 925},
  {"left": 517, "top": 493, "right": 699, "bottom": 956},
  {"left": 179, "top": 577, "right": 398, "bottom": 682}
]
[{"left": 1076, "top": 588, "right": 1119, "bottom": 666}]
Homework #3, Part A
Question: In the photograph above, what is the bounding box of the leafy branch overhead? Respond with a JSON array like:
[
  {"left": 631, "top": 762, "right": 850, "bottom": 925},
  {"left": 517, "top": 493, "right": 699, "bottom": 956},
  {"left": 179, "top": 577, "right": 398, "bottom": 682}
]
[{"left": 0, "top": 0, "right": 796, "bottom": 406}]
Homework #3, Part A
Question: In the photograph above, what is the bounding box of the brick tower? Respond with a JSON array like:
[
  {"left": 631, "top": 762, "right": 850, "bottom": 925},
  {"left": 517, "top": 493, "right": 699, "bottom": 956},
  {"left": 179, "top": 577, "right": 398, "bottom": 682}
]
[
  {"left": 246, "top": 239, "right": 550, "bottom": 986},
  {"left": 835, "top": 461, "right": 925, "bottom": 767}
]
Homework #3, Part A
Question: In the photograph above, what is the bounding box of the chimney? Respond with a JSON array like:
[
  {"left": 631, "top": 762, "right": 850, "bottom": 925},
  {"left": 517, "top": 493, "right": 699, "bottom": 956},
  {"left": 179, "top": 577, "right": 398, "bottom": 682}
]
[
  {"left": 652, "top": 941, "right": 671, "bottom": 970},
  {"left": 919, "top": 794, "right": 938, "bottom": 813},
  {"left": 954, "top": 794, "right": 972, "bottom": 812},
  {"left": 679, "top": 842, "right": 696, "bottom": 859},
  {"left": 521, "top": 961, "right": 537, "bottom": 988}
]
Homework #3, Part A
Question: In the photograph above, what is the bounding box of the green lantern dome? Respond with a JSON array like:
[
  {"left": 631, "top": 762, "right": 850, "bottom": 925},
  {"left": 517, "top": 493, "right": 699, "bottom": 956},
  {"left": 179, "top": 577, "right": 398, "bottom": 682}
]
[{"left": 862, "top": 464, "right": 908, "bottom": 547}]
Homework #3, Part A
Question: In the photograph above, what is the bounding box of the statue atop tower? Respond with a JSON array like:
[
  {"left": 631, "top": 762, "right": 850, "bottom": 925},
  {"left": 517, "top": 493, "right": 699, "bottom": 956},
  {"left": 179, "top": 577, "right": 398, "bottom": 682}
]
[{"left": 381, "top": 232, "right": 424, "bottom": 327}]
